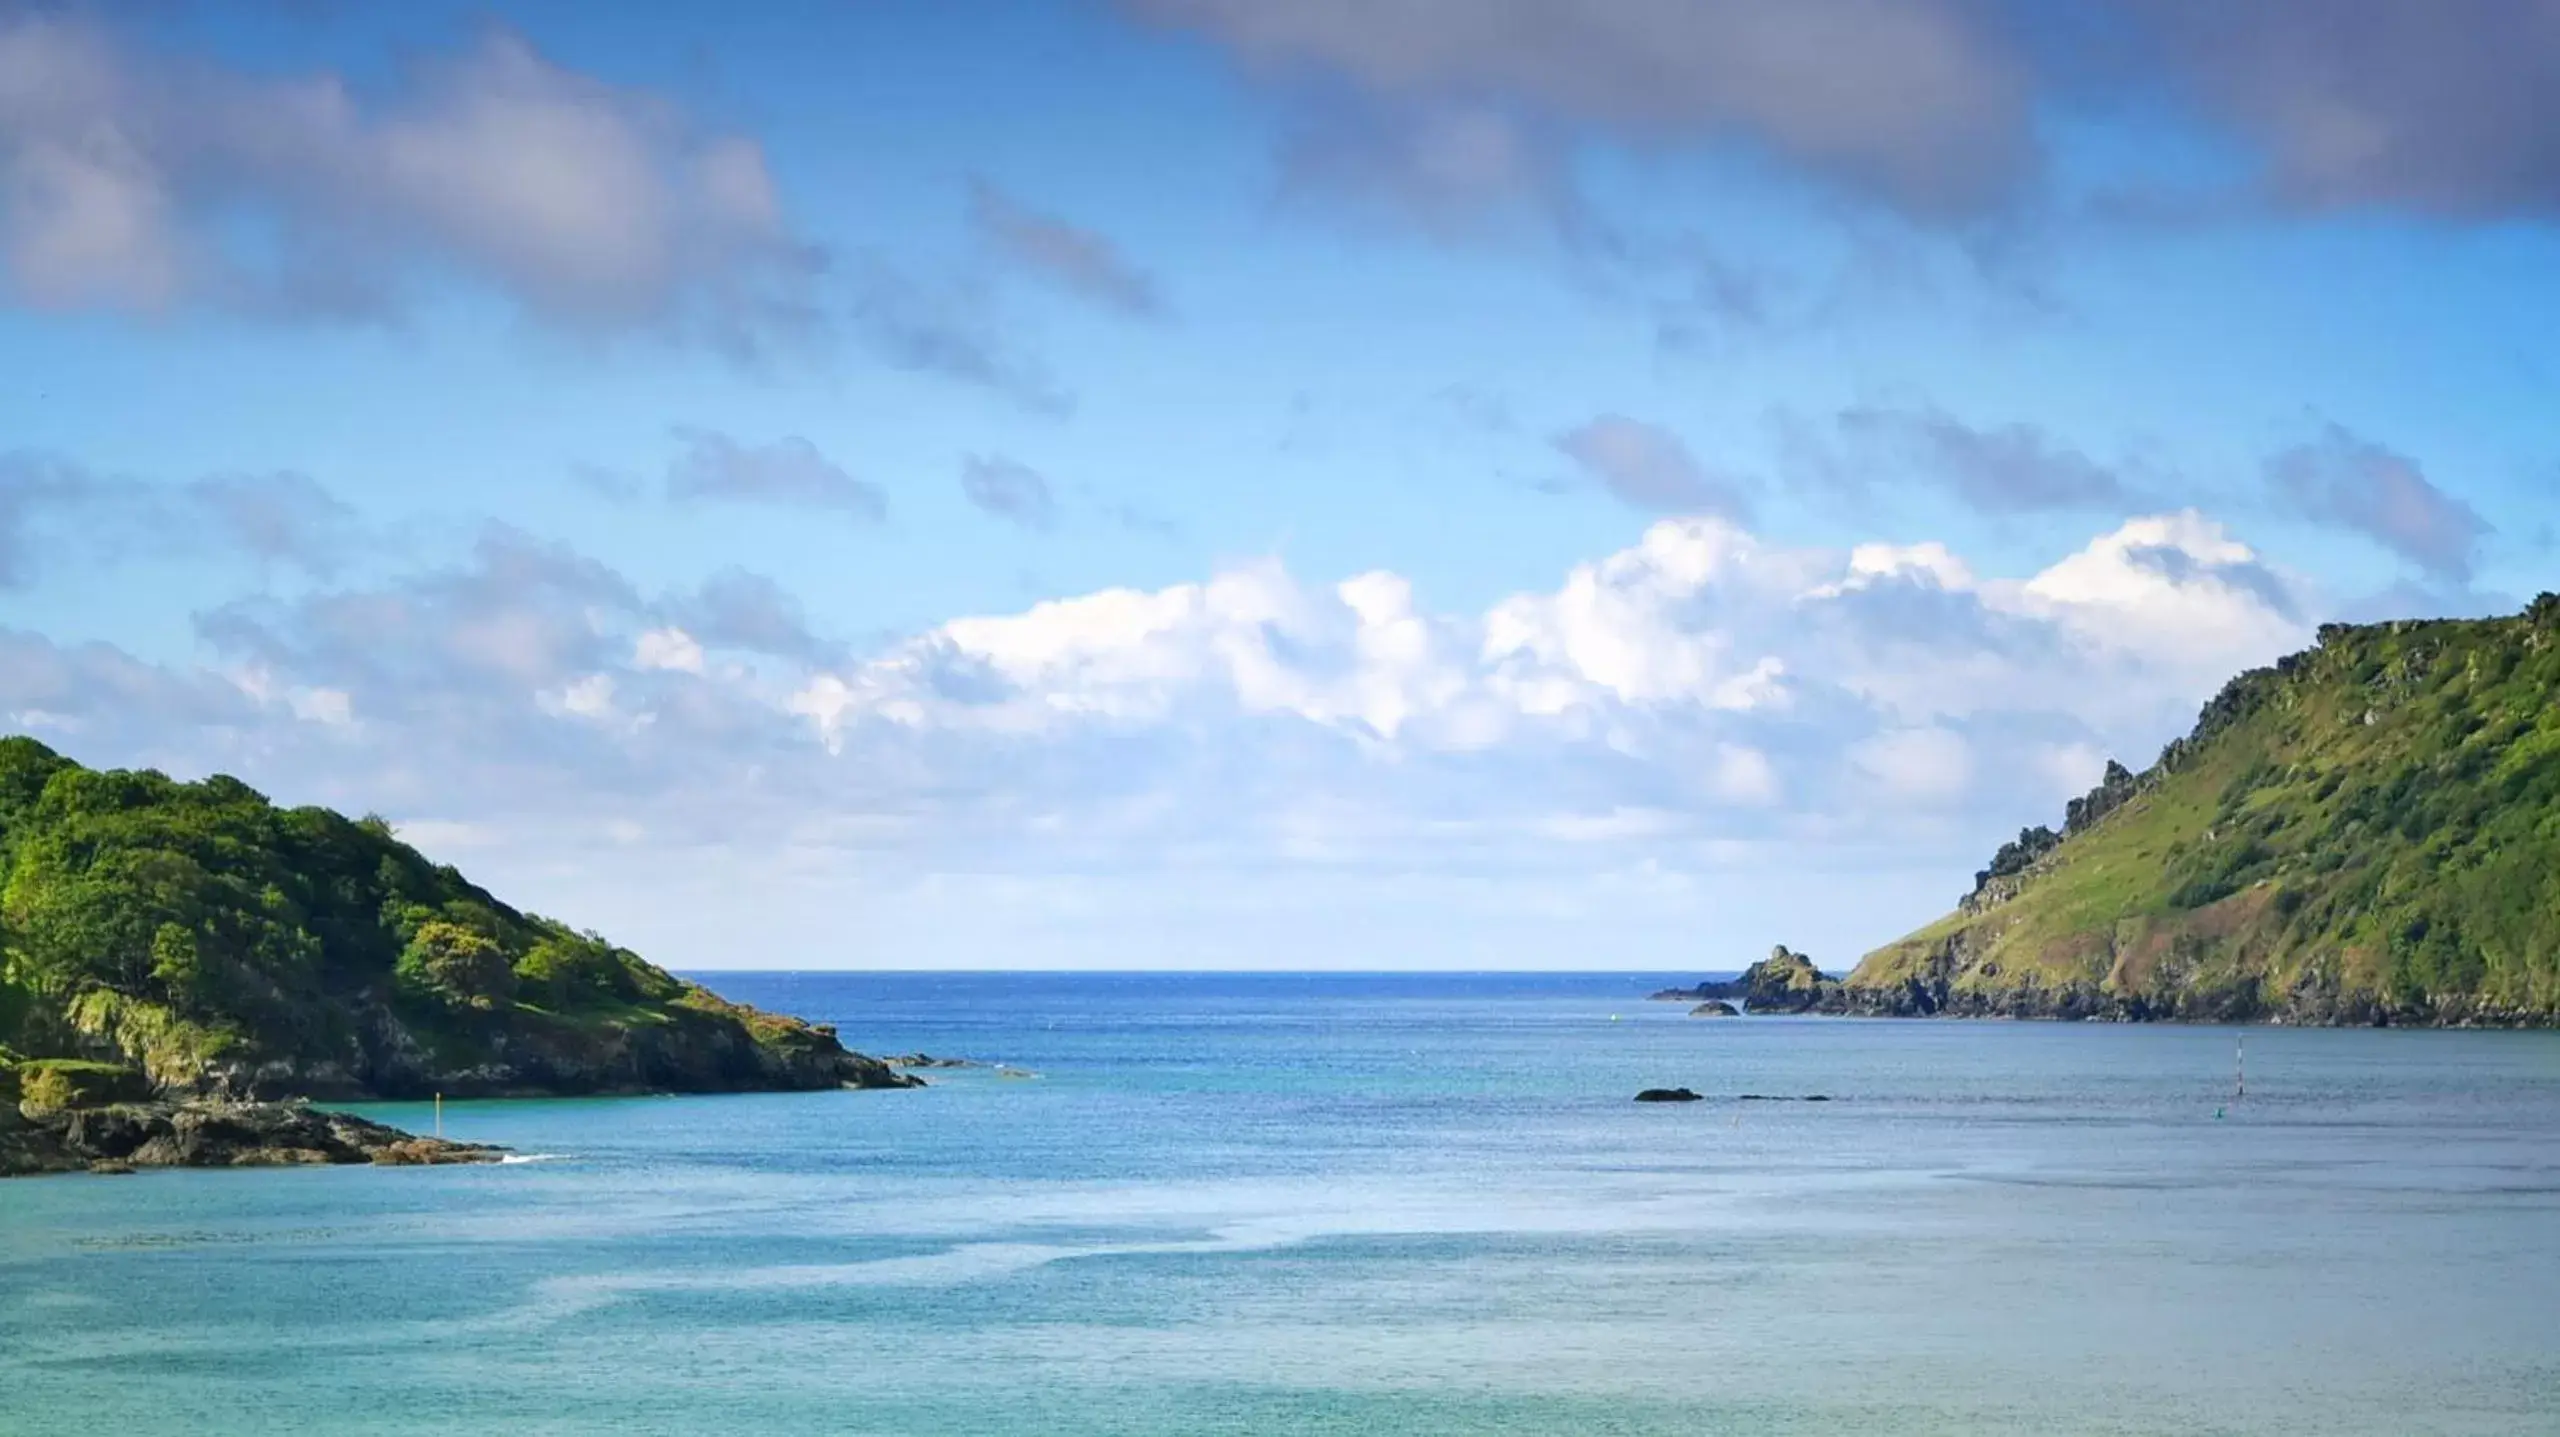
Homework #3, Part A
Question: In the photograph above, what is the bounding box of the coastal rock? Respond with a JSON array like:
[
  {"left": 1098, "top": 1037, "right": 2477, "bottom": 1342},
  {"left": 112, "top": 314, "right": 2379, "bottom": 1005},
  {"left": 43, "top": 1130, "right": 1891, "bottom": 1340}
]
[
  {"left": 3, "top": 1099, "right": 502, "bottom": 1178},
  {"left": 1651, "top": 980, "right": 1738, "bottom": 1002},
  {"left": 1656, "top": 948, "right": 1845, "bottom": 1012},
  {"left": 1689, "top": 1001, "right": 1741, "bottom": 1018},
  {"left": 884, "top": 1053, "right": 979, "bottom": 1069},
  {"left": 1736, "top": 946, "right": 1835, "bottom": 1012},
  {"left": 1634, "top": 1087, "right": 1704, "bottom": 1103}
]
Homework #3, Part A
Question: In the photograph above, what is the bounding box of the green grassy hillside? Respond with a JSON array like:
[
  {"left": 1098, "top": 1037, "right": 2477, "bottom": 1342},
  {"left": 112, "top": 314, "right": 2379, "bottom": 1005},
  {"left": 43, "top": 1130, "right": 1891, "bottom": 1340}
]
[
  {"left": 1846, "top": 595, "right": 2560, "bottom": 1025},
  {"left": 0, "top": 737, "right": 912, "bottom": 1097}
]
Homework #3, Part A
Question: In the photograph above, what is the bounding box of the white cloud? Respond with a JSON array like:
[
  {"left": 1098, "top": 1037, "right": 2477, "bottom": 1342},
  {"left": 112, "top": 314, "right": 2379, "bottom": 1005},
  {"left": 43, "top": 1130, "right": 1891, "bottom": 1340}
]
[
  {"left": 547, "top": 673, "right": 618, "bottom": 721},
  {"left": 792, "top": 511, "right": 2304, "bottom": 792},
  {"left": 2017, "top": 510, "right": 2300, "bottom": 673},
  {"left": 17, "top": 509, "right": 2320, "bottom": 968},
  {"left": 635, "top": 627, "right": 706, "bottom": 674}
]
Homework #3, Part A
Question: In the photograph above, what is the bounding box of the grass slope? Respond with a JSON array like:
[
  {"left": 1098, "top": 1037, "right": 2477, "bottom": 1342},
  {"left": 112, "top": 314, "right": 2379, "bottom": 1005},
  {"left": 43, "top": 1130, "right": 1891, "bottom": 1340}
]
[
  {"left": 1848, "top": 595, "right": 2560, "bottom": 1024},
  {"left": 0, "top": 737, "right": 907, "bottom": 1096}
]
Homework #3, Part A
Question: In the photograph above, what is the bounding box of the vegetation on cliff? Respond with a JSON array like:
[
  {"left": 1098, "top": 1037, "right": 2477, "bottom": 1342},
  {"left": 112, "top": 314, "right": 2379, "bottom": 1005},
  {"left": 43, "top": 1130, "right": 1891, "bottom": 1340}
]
[
  {"left": 1847, "top": 596, "right": 2560, "bottom": 1025},
  {"left": 0, "top": 737, "right": 914, "bottom": 1099}
]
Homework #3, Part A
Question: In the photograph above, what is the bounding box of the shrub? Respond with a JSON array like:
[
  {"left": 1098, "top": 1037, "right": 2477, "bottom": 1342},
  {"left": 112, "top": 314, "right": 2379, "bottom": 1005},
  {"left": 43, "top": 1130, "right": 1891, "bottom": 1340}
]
[{"left": 17, "top": 1059, "right": 151, "bottom": 1110}]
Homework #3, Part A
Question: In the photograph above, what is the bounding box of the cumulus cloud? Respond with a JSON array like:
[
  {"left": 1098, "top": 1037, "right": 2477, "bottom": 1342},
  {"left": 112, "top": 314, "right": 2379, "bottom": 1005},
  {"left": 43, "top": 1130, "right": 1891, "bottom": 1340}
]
[
  {"left": 793, "top": 510, "right": 2308, "bottom": 813},
  {"left": 18, "top": 506, "right": 2322, "bottom": 966},
  {"left": 2268, "top": 423, "right": 2490, "bottom": 581},
  {"left": 664, "top": 429, "right": 886, "bottom": 524},
  {"left": 0, "top": 16, "right": 819, "bottom": 347},
  {"left": 1553, "top": 415, "right": 1751, "bottom": 518},
  {"left": 968, "top": 178, "right": 1164, "bottom": 317}
]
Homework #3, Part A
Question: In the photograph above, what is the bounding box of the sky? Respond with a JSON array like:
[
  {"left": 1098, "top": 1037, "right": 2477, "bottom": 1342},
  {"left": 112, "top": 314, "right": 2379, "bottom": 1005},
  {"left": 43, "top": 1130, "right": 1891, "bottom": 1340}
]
[{"left": 2, "top": 0, "right": 2556, "bottom": 971}]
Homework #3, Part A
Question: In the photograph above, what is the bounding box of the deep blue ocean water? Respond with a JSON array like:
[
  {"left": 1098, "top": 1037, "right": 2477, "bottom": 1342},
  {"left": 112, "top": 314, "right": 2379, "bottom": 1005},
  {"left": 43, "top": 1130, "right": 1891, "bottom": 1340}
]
[{"left": 5, "top": 971, "right": 2558, "bottom": 1435}]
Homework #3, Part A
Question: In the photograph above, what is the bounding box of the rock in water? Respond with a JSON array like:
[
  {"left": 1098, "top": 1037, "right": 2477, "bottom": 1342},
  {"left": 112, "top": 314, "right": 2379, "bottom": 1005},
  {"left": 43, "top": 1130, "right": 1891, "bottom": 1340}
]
[
  {"left": 1689, "top": 1001, "right": 1741, "bottom": 1018},
  {"left": 1634, "top": 1087, "right": 1704, "bottom": 1103},
  {"left": 4, "top": 1099, "right": 502, "bottom": 1177}
]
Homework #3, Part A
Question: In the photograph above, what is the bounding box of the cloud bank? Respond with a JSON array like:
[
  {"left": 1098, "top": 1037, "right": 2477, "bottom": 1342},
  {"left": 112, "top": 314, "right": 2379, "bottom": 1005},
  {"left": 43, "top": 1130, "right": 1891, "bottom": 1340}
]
[{"left": 3, "top": 502, "right": 2318, "bottom": 965}]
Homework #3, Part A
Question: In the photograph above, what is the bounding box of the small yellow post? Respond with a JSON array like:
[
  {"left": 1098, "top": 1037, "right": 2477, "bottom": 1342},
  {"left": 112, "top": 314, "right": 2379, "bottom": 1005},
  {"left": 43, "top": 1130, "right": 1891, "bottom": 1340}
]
[{"left": 435, "top": 1092, "right": 443, "bottom": 1139}]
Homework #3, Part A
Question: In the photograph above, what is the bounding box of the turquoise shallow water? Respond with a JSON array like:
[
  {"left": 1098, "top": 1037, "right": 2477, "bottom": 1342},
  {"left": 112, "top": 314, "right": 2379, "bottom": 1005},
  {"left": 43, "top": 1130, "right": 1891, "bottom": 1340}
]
[{"left": 5, "top": 971, "right": 2559, "bottom": 1436}]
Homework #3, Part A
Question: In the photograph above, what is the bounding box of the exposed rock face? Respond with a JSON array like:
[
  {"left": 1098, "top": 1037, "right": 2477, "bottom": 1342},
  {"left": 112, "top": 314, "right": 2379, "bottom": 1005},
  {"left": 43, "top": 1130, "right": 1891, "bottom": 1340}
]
[
  {"left": 3, "top": 1099, "right": 501, "bottom": 1178},
  {"left": 1689, "top": 1001, "right": 1741, "bottom": 1018},
  {"left": 1653, "top": 947, "right": 1841, "bottom": 1010},
  {"left": 1634, "top": 1087, "right": 1704, "bottom": 1103},
  {"left": 1658, "top": 952, "right": 1843, "bottom": 1009},
  {"left": 1733, "top": 946, "right": 1837, "bottom": 1013}
]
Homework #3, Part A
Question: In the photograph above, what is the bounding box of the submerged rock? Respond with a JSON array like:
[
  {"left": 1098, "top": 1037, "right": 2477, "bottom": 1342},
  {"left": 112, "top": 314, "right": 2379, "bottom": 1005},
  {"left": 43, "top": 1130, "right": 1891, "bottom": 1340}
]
[
  {"left": 1689, "top": 1001, "right": 1741, "bottom": 1018},
  {"left": 1634, "top": 1087, "right": 1704, "bottom": 1103}
]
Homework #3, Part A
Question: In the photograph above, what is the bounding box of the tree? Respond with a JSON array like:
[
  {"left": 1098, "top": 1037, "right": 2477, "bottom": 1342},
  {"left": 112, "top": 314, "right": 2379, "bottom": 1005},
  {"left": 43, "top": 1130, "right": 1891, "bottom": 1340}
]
[{"left": 397, "top": 921, "right": 516, "bottom": 1009}]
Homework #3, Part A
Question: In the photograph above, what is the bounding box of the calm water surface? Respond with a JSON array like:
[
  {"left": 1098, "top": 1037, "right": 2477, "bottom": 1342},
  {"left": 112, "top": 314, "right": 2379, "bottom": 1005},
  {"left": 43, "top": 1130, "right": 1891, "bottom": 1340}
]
[{"left": 5, "top": 972, "right": 2557, "bottom": 1435}]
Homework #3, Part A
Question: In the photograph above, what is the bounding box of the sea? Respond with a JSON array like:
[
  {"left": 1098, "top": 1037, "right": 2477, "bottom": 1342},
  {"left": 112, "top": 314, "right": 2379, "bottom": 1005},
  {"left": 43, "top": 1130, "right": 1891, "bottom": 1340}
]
[{"left": 4, "top": 971, "right": 2557, "bottom": 1436}]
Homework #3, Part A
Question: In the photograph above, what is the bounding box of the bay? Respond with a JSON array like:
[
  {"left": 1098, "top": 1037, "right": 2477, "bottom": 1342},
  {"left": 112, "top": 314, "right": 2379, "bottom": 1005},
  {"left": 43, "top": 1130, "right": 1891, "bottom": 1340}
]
[{"left": 5, "top": 972, "right": 2556, "bottom": 1435}]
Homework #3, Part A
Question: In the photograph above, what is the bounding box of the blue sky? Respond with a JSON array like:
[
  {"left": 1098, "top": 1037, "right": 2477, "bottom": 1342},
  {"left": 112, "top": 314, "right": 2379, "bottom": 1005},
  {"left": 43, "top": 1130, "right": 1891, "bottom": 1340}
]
[{"left": 2, "top": 0, "right": 2556, "bottom": 969}]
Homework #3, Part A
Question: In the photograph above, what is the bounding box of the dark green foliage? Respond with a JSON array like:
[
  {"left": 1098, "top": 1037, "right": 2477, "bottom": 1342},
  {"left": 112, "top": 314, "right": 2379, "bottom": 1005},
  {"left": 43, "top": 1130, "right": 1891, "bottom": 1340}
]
[
  {"left": 1973, "top": 825, "right": 2061, "bottom": 894},
  {"left": 397, "top": 922, "right": 517, "bottom": 1009},
  {"left": 0, "top": 738, "right": 833, "bottom": 1093}
]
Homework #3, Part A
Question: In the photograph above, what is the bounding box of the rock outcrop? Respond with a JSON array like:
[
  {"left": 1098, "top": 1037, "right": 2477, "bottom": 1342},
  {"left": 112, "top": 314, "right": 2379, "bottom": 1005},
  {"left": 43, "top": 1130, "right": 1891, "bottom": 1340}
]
[
  {"left": 1688, "top": 1000, "right": 1741, "bottom": 1018},
  {"left": 1634, "top": 1087, "right": 1704, "bottom": 1103},
  {"left": 1655, "top": 947, "right": 1842, "bottom": 1012},
  {"left": 3, "top": 1097, "right": 500, "bottom": 1178}
]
